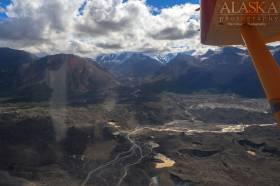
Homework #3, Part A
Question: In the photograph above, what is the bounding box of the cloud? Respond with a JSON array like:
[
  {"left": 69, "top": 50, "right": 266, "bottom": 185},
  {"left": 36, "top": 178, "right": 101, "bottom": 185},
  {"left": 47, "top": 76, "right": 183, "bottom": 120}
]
[
  {"left": 150, "top": 26, "right": 198, "bottom": 40},
  {"left": 96, "top": 42, "right": 123, "bottom": 49},
  {"left": 0, "top": 0, "right": 209, "bottom": 56},
  {"left": 0, "top": 17, "right": 46, "bottom": 42},
  {"left": 0, "top": 7, "right": 5, "bottom": 13}
]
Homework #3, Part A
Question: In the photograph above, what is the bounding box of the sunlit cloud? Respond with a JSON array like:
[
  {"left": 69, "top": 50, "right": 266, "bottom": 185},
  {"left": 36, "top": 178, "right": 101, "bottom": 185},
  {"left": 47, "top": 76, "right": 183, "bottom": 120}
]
[{"left": 0, "top": 0, "right": 211, "bottom": 57}]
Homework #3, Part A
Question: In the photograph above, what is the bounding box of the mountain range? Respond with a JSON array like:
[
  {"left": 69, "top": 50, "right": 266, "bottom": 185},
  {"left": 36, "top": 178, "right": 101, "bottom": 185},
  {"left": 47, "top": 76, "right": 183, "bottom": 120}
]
[
  {"left": 141, "top": 47, "right": 265, "bottom": 97},
  {"left": 0, "top": 48, "right": 118, "bottom": 102},
  {"left": 0, "top": 46, "right": 279, "bottom": 102}
]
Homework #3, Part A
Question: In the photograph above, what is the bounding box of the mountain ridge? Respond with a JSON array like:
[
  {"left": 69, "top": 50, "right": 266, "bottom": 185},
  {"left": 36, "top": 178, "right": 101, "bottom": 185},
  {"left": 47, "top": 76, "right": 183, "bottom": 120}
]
[
  {"left": 0, "top": 50, "right": 118, "bottom": 102},
  {"left": 0, "top": 46, "right": 280, "bottom": 100}
]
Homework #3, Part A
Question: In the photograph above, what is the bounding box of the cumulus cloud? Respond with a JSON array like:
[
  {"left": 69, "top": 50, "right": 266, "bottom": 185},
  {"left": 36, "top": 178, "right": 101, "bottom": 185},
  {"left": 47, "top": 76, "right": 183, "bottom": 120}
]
[
  {"left": 150, "top": 26, "right": 198, "bottom": 40},
  {"left": 0, "top": 0, "right": 210, "bottom": 56},
  {"left": 0, "top": 7, "right": 5, "bottom": 13},
  {"left": 0, "top": 17, "right": 46, "bottom": 42},
  {"left": 96, "top": 42, "right": 123, "bottom": 49}
]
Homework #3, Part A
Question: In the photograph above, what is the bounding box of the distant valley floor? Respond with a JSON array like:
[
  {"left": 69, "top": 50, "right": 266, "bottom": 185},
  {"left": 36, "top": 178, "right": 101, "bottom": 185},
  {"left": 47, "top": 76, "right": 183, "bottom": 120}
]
[{"left": 0, "top": 93, "right": 279, "bottom": 186}]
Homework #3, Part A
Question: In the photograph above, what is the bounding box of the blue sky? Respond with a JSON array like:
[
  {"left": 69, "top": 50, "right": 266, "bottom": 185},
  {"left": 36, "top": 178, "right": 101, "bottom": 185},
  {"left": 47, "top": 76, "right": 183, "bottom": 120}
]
[
  {"left": 0, "top": 0, "right": 11, "bottom": 9},
  {"left": 0, "top": 0, "right": 11, "bottom": 7},
  {"left": 147, "top": 0, "right": 199, "bottom": 8},
  {"left": 0, "top": 0, "right": 11, "bottom": 19},
  {"left": 0, "top": 0, "right": 199, "bottom": 8}
]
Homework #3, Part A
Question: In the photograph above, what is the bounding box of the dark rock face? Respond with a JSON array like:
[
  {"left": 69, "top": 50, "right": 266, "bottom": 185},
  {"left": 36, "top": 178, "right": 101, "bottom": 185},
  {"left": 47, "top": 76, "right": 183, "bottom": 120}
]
[
  {"left": 0, "top": 142, "right": 57, "bottom": 169},
  {"left": 262, "top": 146, "right": 280, "bottom": 157},
  {"left": 170, "top": 173, "right": 198, "bottom": 186},
  {"left": 0, "top": 117, "right": 55, "bottom": 145},
  {"left": 238, "top": 139, "right": 266, "bottom": 149},
  {"left": 0, "top": 48, "right": 36, "bottom": 68},
  {"left": 102, "top": 127, "right": 116, "bottom": 141},
  {"left": 0, "top": 117, "right": 57, "bottom": 169},
  {"left": 238, "top": 139, "right": 280, "bottom": 158},
  {"left": 63, "top": 127, "right": 91, "bottom": 155},
  {"left": 0, "top": 48, "right": 36, "bottom": 96},
  {"left": 0, "top": 171, "right": 33, "bottom": 186},
  {"left": 178, "top": 149, "right": 220, "bottom": 158}
]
